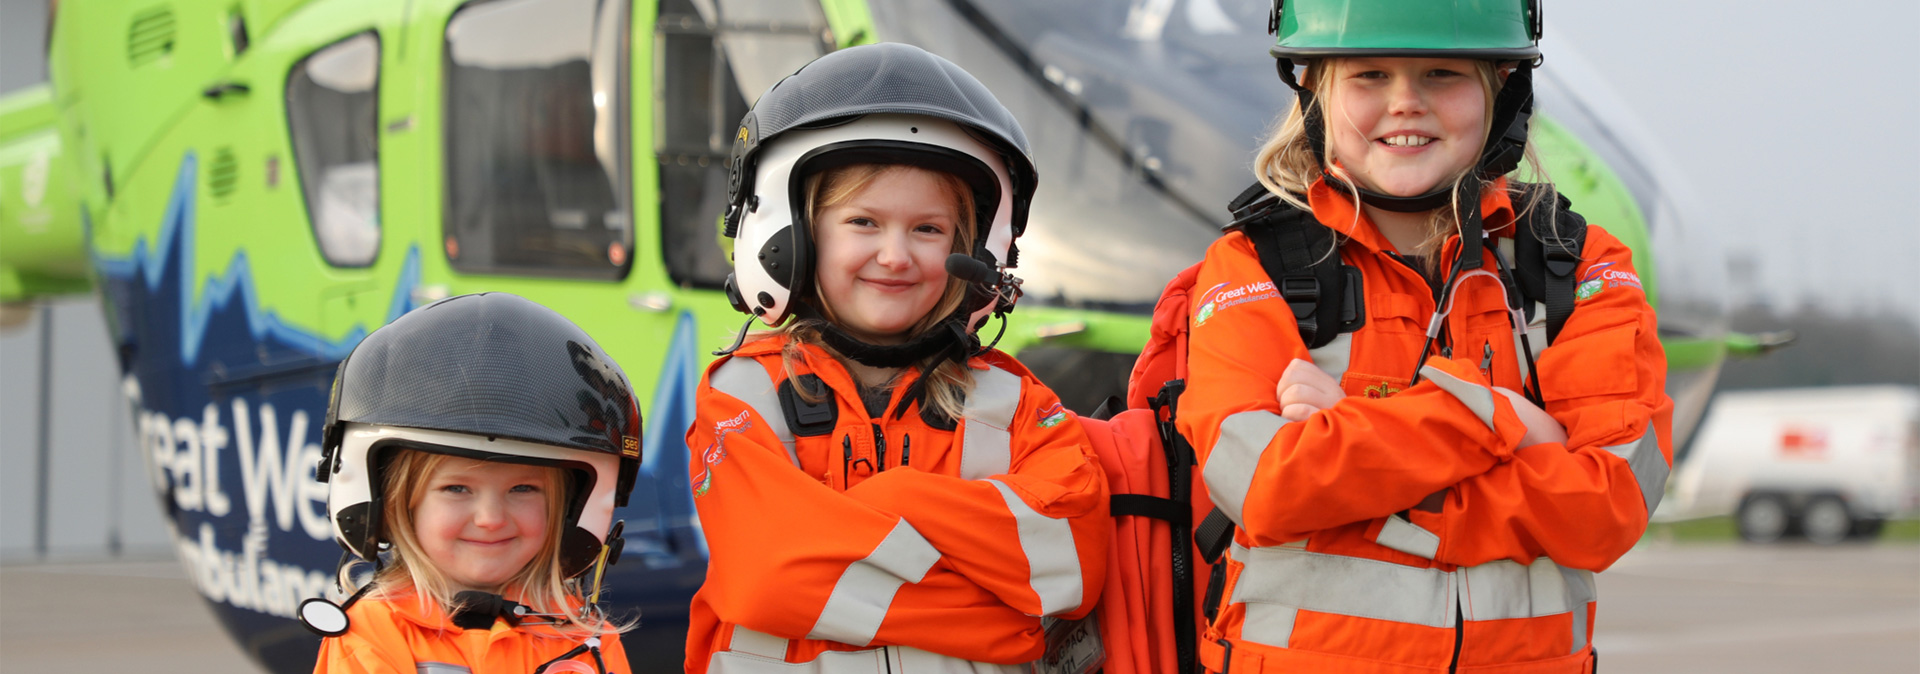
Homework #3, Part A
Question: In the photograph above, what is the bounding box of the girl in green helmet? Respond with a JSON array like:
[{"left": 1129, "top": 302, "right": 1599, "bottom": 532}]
[{"left": 1179, "top": 1, "right": 1671, "bottom": 671}]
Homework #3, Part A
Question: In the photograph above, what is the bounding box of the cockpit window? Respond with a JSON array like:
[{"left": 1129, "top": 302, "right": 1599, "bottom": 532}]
[
  {"left": 443, "top": 0, "right": 632, "bottom": 279},
  {"left": 287, "top": 32, "right": 381, "bottom": 268},
  {"left": 655, "top": 0, "right": 831, "bottom": 289}
]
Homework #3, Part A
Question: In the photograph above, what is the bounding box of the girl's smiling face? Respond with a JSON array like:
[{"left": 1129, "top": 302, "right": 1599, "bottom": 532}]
[
  {"left": 812, "top": 165, "right": 964, "bottom": 344},
  {"left": 410, "top": 456, "right": 554, "bottom": 593},
  {"left": 1323, "top": 57, "right": 1491, "bottom": 197}
]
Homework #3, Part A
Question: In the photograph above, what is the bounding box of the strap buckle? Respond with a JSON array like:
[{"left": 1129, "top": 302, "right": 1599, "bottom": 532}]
[
  {"left": 1280, "top": 276, "right": 1319, "bottom": 319},
  {"left": 1540, "top": 236, "right": 1581, "bottom": 277}
]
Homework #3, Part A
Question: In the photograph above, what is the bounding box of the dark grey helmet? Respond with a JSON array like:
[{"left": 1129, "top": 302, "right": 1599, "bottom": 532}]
[{"left": 319, "top": 293, "right": 641, "bottom": 577}]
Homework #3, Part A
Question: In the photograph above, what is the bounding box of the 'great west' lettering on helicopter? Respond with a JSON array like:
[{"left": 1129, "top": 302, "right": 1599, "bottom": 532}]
[{"left": 0, "top": 0, "right": 1732, "bottom": 671}]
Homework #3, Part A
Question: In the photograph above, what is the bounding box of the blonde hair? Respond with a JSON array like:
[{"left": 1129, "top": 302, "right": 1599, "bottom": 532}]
[
  {"left": 766, "top": 163, "right": 980, "bottom": 421},
  {"left": 1252, "top": 59, "right": 1554, "bottom": 272},
  {"left": 342, "top": 448, "right": 626, "bottom": 637}
]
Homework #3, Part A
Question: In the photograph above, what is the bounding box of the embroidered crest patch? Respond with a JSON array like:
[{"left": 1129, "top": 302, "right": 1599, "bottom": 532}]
[
  {"left": 1365, "top": 382, "right": 1402, "bottom": 399},
  {"left": 1577, "top": 262, "right": 1642, "bottom": 301}
]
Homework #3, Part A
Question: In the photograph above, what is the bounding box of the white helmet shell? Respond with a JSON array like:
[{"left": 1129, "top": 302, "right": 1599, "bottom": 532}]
[{"left": 732, "top": 113, "right": 1016, "bottom": 328}]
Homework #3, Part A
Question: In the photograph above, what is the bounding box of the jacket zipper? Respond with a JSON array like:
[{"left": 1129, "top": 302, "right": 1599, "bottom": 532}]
[
  {"left": 841, "top": 435, "right": 853, "bottom": 489},
  {"left": 872, "top": 423, "right": 887, "bottom": 471},
  {"left": 900, "top": 434, "right": 912, "bottom": 467},
  {"left": 1448, "top": 602, "right": 1464, "bottom": 673}
]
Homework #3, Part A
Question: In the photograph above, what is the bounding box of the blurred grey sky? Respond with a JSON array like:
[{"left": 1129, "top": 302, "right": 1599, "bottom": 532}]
[{"left": 1553, "top": 0, "right": 1920, "bottom": 322}]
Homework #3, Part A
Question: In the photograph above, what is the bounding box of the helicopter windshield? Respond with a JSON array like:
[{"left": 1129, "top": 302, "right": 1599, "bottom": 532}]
[{"left": 866, "top": 0, "right": 1296, "bottom": 311}]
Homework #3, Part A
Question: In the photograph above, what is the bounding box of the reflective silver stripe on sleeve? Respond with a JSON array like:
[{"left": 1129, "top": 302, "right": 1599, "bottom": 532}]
[
  {"left": 895, "top": 647, "right": 1027, "bottom": 673},
  {"left": 1418, "top": 365, "right": 1497, "bottom": 431},
  {"left": 959, "top": 366, "right": 1023, "bottom": 480},
  {"left": 1308, "top": 332, "right": 1355, "bottom": 382},
  {"left": 1458, "top": 557, "right": 1595, "bottom": 622},
  {"left": 806, "top": 519, "right": 942, "bottom": 646},
  {"left": 1228, "top": 542, "right": 1457, "bottom": 628},
  {"left": 417, "top": 664, "right": 471, "bottom": 674},
  {"left": 711, "top": 358, "right": 801, "bottom": 467},
  {"left": 1571, "top": 597, "right": 1590, "bottom": 653},
  {"left": 1374, "top": 514, "right": 1440, "bottom": 559},
  {"left": 1602, "top": 429, "right": 1668, "bottom": 515},
  {"left": 1227, "top": 543, "right": 1597, "bottom": 632},
  {"left": 1202, "top": 411, "right": 1288, "bottom": 528},
  {"left": 727, "top": 625, "right": 790, "bottom": 659},
  {"left": 712, "top": 640, "right": 1025, "bottom": 673},
  {"left": 1241, "top": 603, "right": 1299, "bottom": 649},
  {"left": 987, "top": 479, "right": 1083, "bottom": 615}
]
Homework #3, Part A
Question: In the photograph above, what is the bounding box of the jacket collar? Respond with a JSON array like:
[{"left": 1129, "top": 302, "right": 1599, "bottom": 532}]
[
  {"left": 732, "top": 334, "right": 990, "bottom": 419},
  {"left": 380, "top": 587, "right": 576, "bottom": 641},
  {"left": 1304, "top": 176, "right": 1518, "bottom": 255}
]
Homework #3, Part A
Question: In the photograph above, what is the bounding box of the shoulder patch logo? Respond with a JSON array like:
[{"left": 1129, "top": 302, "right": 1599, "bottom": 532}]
[
  {"left": 1577, "top": 262, "right": 1642, "bottom": 301},
  {"left": 1193, "top": 280, "right": 1278, "bottom": 326},
  {"left": 693, "top": 410, "right": 753, "bottom": 498},
  {"left": 1037, "top": 402, "right": 1068, "bottom": 428}
]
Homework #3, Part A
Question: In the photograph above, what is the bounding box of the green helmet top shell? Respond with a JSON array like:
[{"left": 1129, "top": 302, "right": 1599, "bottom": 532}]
[{"left": 1271, "top": 0, "right": 1541, "bottom": 61}]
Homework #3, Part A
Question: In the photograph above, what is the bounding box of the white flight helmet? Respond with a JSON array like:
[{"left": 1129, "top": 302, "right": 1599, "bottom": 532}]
[{"left": 721, "top": 42, "right": 1037, "bottom": 335}]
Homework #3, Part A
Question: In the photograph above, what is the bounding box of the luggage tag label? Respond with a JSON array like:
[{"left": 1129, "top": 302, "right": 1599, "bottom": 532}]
[{"left": 1030, "top": 615, "right": 1104, "bottom": 674}]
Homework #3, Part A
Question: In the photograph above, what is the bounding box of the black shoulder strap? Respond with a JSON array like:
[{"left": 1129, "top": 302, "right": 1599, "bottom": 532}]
[
  {"left": 1234, "top": 184, "right": 1350, "bottom": 350},
  {"left": 1510, "top": 184, "right": 1587, "bottom": 345}
]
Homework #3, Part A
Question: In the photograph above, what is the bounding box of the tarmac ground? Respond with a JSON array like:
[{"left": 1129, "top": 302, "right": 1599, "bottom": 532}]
[{"left": 2, "top": 542, "right": 1916, "bottom": 673}]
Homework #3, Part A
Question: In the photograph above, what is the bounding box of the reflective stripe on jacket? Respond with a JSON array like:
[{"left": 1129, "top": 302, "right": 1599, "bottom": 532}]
[
  {"left": 312, "top": 593, "right": 628, "bottom": 674},
  {"left": 686, "top": 337, "right": 1110, "bottom": 673},
  {"left": 1180, "top": 179, "right": 1671, "bottom": 673}
]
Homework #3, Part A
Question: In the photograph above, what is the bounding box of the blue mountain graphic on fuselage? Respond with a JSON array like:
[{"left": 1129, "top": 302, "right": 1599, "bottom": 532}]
[{"left": 92, "top": 153, "right": 420, "bottom": 365}]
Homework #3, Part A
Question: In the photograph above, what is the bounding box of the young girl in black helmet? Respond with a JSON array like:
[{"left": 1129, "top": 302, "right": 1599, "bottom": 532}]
[
  {"left": 307, "top": 292, "right": 642, "bottom": 674},
  {"left": 686, "top": 43, "right": 1110, "bottom": 672},
  {"left": 1178, "top": 1, "right": 1670, "bottom": 672}
]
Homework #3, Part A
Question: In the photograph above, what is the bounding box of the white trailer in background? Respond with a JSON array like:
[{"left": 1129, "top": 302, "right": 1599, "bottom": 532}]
[{"left": 1660, "top": 385, "right": 1920, "bottom": 543}]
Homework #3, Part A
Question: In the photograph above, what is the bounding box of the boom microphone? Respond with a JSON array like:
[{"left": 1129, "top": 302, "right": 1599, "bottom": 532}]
[{"left": 945, "top": 253, "right": 998, "bottom": 286}]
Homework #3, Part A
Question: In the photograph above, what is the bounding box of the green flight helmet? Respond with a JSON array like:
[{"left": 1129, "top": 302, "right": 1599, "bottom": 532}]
[
  {"left": 1269, "top": 0, "right": 1542, "bottom": 61},
  {"left": 1264, "top": 0, "right": 1545, "bottom": 213}
]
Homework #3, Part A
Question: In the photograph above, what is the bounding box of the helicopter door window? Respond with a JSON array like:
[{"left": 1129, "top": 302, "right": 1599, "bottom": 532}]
[
  {"left": 287, "top": 32, "right": 381, "bottom": 268},
  {"left": 444, "top": 0, "right": 633, "bottom": 279},
  {"left": 655, "top": 0, "right": 829, "bottom": 289}
]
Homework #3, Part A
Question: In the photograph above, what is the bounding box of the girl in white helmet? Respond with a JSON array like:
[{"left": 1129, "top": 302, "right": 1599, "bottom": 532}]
[{"left": 686, "top": 42, "right": 1110, "bottom": 673}]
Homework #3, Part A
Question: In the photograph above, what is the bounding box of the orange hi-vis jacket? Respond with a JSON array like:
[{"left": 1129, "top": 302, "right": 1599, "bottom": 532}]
[
  {"left": 685, "top": 336, "right": 1110, "bottom": 673},
  {"left": 1179, "top": 179, "right": 1672, "bottom": 673},
  {"left": 313, "top": 591, "right": 629, "bottom": 673}
]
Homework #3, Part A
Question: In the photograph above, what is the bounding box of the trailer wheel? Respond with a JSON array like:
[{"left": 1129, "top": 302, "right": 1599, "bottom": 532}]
[
  {"left": 1736, "top": 493, "right": 1791, "bottom": 543},
  {"left": 1801, "top": 496, "right": 1853, "bottom": 545}
]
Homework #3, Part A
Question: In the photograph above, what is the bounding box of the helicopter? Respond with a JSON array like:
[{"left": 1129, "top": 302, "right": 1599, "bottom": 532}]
[{"left": 0, "top": 0, "right": 1734, "bottom": 671}]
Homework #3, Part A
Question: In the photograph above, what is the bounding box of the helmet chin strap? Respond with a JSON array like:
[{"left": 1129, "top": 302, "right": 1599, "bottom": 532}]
[
  {"left": 815, "top": 316, "right": 976, "bottom": 370},
  {"left": 1278, "top": 59, "right": 1536, "bottom": 214}
]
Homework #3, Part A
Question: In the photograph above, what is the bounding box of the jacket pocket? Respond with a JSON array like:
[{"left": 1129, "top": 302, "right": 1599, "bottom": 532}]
[{"left": 1537, "top": 319, "right": 1638, "bottom": 401}]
